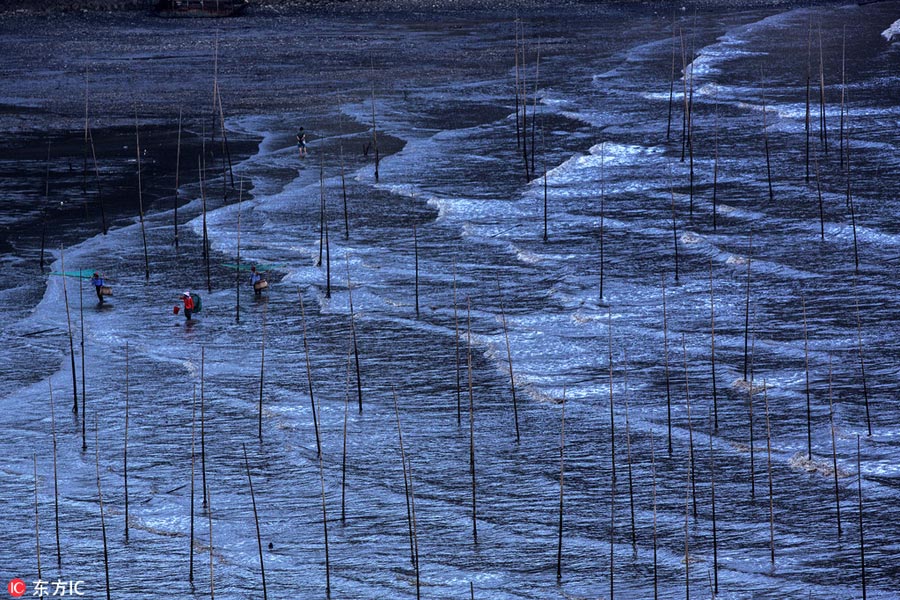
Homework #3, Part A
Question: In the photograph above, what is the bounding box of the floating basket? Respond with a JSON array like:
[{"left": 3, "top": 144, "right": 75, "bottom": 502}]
[
  {"left": 100, "top": 286, "right": 113, "bottom": 296},
  {"left": 254, "top": 280, "right": 268, "bottom": 291}
]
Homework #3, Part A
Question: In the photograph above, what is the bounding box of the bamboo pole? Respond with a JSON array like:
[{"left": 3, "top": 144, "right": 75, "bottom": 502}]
[
  {"left": 325, "top": 167, "right": 331, "bottom": 299},
  {"left": 201, "top": 347, "right": 208, "bottom": 508},
  {"left": 761, "top": 83, "right": 774, "bottom": 202},
  {"left": 33, "top": 453, "right": 42, "bottom": 580},
  {"left": 87, "top": 126, "right": 106, "bottom": 235},
  {"left": 341, "top": 346, "right": 352, "bottom": 523},
  {"left": 95, "top": 418, "right": 111, "bottom": 600},
  {"left": 134, "top": 104, "right": 150, "bottom": 281},
  {"left": 669, "top": 162, "right": 679, "bottom": 282},
  {"left": 815, "top": 147, "right": 824, "bottom": 241},
  {"left": 299, "top": 294, "right": 322, "bottom": 457},
  {"left": 346, "top": 257, "right": 363, "bottom": 414},
  {"left": 687, "top": 43, "right": 695, "bottom": 219},
  {"left": 124, "top": 343, "right": 130, "bottom": 542},
  {"left": 651, "top": 425, "right": 658, "bottom": 600},
  {"left": 712, "top": 86, "right": 719, "bottom": 231},
  {"left": 610, "top": 412, "right": 615, "bottom": 600},
  {"left": 827, "top": 356, "right": 841, "bottom": 538},
  {"left": 667, "top": 15, "right": 676, "bottom": 142},
  {"left": 683, "top": 459, "right": 690, "bottom": 600},
  {"left": 258, "top": 300, "right": 267, "bottom": 441},
  {"left": 394, "top": 390, "right": 420, "bottom": 597},
  {"left": 467, "top": 297, "right": 478, "bottom": 544},
  {"left": 709, "top": 260, "right": 718, "bottom": 429},
  {"left": 521, "top": 29, "right": 529, "bottom": 181},
  {"left": 79, "top": 275, "right": 86, "bottom": 451},
  {"left": 190, "top": 384, "right": 196, "bottom": 584},
  {"left": 623, "top": 387, "right": 636, "bottom": 555},
  {"left": 556, "top": 388, "right": 565, "bottom": 581},
  {"left": 317, "top": 159, "right": 324, "bottom": 268},
  {"left": 82, "top": 69, "right": 89, "bottom": 196},
  {"left": 846, "top": 97, "right": 860, "bottom": 275},
  {"left": 682, "top": 334, "right": 697, "bottom": 519},
  {"left": 857, "top": 434, "right": 867, "bottom": 600},
  {"left": 680, "top": 28, "right": 688, "bottom": 162},
  {"left": 802, "top": 298, "right": 812, "bottom": 458},
  {"left": 317, "top": 425, "right": 332, "bottom": 600},
  {"left": 200, "top": 154, "right": 211, "bottom": 293},
  {"left": 207, "top": 469, "right": 215, "bottom": 600},
  {"left": 40, "top": 139, "right": 50, "bottom": 272},
  {"left": 608, "top": 309, "right": 616, "bottom": 485},
  {"left": 709, "top": 417, "right": 718, "bottom": 595},
  {"left": 60, "top": 247, "right": 78, "bottom": 415},
  {"left": 514, "top": 19, "right": 521, "bottom": 151},
  {"left": 243, "top": 444, "right": 268, "bottom": 600},
  {"left": 453, "top": 260, "right": 461, "bottom": 425},
  {"left": 371, "top": 64, "right": 380, "bottom": 183},
  {"left": 749, "top": 333, "right": 757, "bottom": 500},
  {"left": 599, "top": 143, "right": 605, "bottom": 300},
  {"left": 413, "top": 224, "right": 418, "bottom": 317},
  {"left": 840, "top": 27, "right": 846, "bottom": 170},
  {"left": 340, "top": 130, "right": 349, "bottom": 240},
  {"left": 216, "top": 87, "right": 235, "bottom": 193},
  {"left": 805, "top": 19, "right": 812, "bottom": 183},
  {"left": 49, "top": 381, "right": 61, "bottom": 569},
  {"left": 496, "top": 278, "right": 519, "bottom": 443},
  {"left": 818, "top": 25, "right": 828, "bottom": 155},
  {"left": 174, "top": 107, "right": 182, "bottom": 248},
  {"left": 235, "top": 178, "right": 242, "bottom": 323},
  {"left": 662, "top": 276, "right": 673, "bottom": 455},
  {"left": 742, "top": 232, "right": 753, "bottom": 380},
  {"left": 530, "top": 36, "right": 540, "bottom": 177},
  {"left": 855, "top": 300, "right": 871, "bottom": 436},
  {"left": 764, "top": 381, "right": 775, "bottom": 564}
]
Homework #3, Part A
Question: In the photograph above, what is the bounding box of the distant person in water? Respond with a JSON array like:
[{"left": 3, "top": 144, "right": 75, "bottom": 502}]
[
  {"left": 181, "top": 291, "right": 194, "bottom": 321},
  {"left": 296, "top": 128, "right": 307, "bottom": 158},
  {"left": 249, "top": 265, "right": 264, "bottom": 297},
  {"left": 90, "top": 272, "right": 105, "bottom": 304}
]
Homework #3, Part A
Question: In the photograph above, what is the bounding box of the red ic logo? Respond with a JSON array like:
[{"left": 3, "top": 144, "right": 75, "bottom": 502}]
[{"left": 7, "top": 579, "right": 26, "bottom": 598}]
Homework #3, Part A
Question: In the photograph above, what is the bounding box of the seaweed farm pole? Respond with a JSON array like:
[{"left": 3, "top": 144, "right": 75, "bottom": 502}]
[
  {"left": 341, "top": 347, "right": 352, "bottom": 523},
  {"left": 394, "top": 390, "right": 420, "bottom": 596},
  {"left": 135, "top": 105, "right": 150, "bottom": 281},
  {"left": 651, "top": 426, "right": 659, "bottom": 600},
  {"left": 207, "top": 472, "right": 215, "bottom": 600},
  {"left": 802, "top": 298, "right": 812, "bottom": 458},
  {"left": 840, "top": 27, "right": 846, "bottom": 170},
  {"left": 235, "top": 178, "right": 243, "bottom": 324},
  {"left": 216, "top": 87, "right": 235, "bottom": 192},
  {"left": 467, "top": 297, "right": 478, "bottom": 544},
  {"left": 683, "top": 462, "right": 690, "bottom": 600},
  {"left": 258, "top": 301, "right": 268, "bottom": 441},
  {"left": 687, "top": 54, "right": 695, "bottom": 219},
  {"left": 346, "top": 258, "right": 363, "bottom": 414},
  {"left": 624, "top": 393, "right": 636, "bottom": 554},
  {"left": 542, "top": 151, "right": 548, "bottom": 242},
  {"left": 49, "top": 381, "right": 61, "bottom": 569},
  {"left": 855, "top": 300, "right": 871, "bottom": 436},
  {"left": 530, "top": 36, "right": 540, "bottom": 177},
  {"left": 87, "top": 125, "right": 106, "bottom": 235},
  {"left": 818, "top": 26, "right": 828, "bottom": 154},
  {"left": 662, "top": 276, "right": 673, "bottom": 455},
  {"left": 599, "top": 143, "right": 605, "bottom": 300},
  {"left": 520, "top": 33, "right": 529, "bottom": 181},
  {"left": 556, "top": 389, "right": 565, "bottom": 581},
  {"left": 667, "top": 15, "right": 676, "bottom": 142},
  {"left": 805, "top": 20, "right": 812, "bottom": 183},
  {"left": 610, "top": 428, "right": 616, "bottom": 600},
  {"left": 371, "top": 64, "right": 380, "bottom": 183},
  {"left": 680, "top": 28, "right": 688, "bottom": 161},
  {"left": 243, "top": 445, "right": 268, "bottom": 600},
  {"left": 748, "top": 334, "right": 757, "bottom": 499},
  {"left": 669, "top": 162, "right": 680, "bottom": 282},
  {"left": 497, "top": 278, "right": 519, "bottom": 443},
  {"left": 200, "top": 155, "right": 211, "bottom": 293},
  {"left": 190, "top": 384, "right": 196, "bottom": 584},
  {"left": 124, "top": 343, "right": 130, "bottom": 542},
  {"left": 709, "top": 420, "right": 718, "bottom": 595},
  {"left": 712, "top": 86, "right": 719, "bottom": 231},
  {"left": 815, "top": 149, "right": 825, "bottom": 241},
  {"left": 761, "top": 84, "right": 774, "bottom": 202},
  {"left": 317, "top": 160, "right": 324, "bottom": 267},
  {"left": 325, "top": 185, "right": 331, "bottom": 300},
  {"left": 682, "top": 334, "right": 697, "bottom": 519},
  {"left": 174, "top": 107, "right": 182, "bottom": 248},
  {"left": 742, "top": 232, "right": 753, "bottom": 380},
  {"left": 827, "top": 356, "right": 841, "bottom": 537},
  {"left": 201, "top": 347, "right": 208, "bottom": 508},
  {"left": 299, "top": 294, "right": 323, "bottom": 457},
  {"left": 40, "top": 139, "right": 50, "bottom": 272},
  {"left": 846, "top": 102, "right": 860, "bottom": 275},
  {"left": 340, "top": 135, "right": 349, "bottom": 240},
  {"left": 95, "top": 418, "right": 111, "bottom": 600},
  {"left": 514, "top": 19, "right": 522, "bottom": 151},
  {"left": 453, "top": 261, "right": 462, "bottom": 425},
  {"left": 79, "top": 275, "right": 86, "bottom": 451},
  {"left": 764, "top": 382, "right": 775, "bottom": 565},
  {"left": 413, "top": 224, "right": 419, "bottom": 317},
  {"left": 33, "top": 453, "right": 41, "bottom": 580},
  {"left": 857, "top": 435, "right": 867, "bottom": 600},
  {"left": 60, "top": 247, "right": 78, "bottom": 415},
  {"left": 608, "top": 309, "right": 617, "bottom": 485},
  {"left": 709, "top": 260, "right": 718, "bottom": 429}
]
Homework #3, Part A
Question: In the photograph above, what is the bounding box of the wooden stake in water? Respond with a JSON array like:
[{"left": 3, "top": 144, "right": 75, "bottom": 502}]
[
  {"left": 805, "top": 19, "right": 812, "bottom": 183},
  {"left": 496, "top": 278, "right": 519, "bottom": 443},
  {"left": 317, "top": 436, "right": 332, "bottom": 600},
  {"left": 124, "top": 343, "right": 130, "bottom": 542},
  {"left": 95, "top": 418, "right": 111, "bottom": 600},
  {"left": 827, "top": 356, "right": 841, "bottom": 538},
  {"left": 683, "top": 459, "right": 690, "bottom": 600},
  {"left": 201, "top": 347, "right": 208, "bottom": 508},
  {"left": 845, "top": 97, "right": 860, "bottom": 275},
  {"left": 556, "top": 388, "right": 565, "bottom": 581},
  {"left": 709, "top": 260, "right": 718, "bottom": 429},
  {"left": 243, "top": 444, "right": 268, "bottom": 600},
  {"left": 742, "top": 232, "right": 753, "bottom": 381},
  {"left": 712, "top": 85, "right": 719, "bottom": 231},
  {"left": 667, "top": 16, "right": 676, "bottom": 142},
  {"left": 623, "top": 385, "right": 636, "bottom": 554},
  {"left": 662, "top": 276, "right": 673, "bottom": 455},
  {"left": 530, "top": 36, "right": 541, "bottom": 176},
  {"left": 651, "top": 425, "right": 659, "bottom": 600},
  {"left": 413, "top": 223, "right": 419, "bottom": 317},
  {"left": 854, "top": 300, "right": 871, "bottom": 436},
  {"left": 87, "top": 125, "right": 106, "bottom": 235},
  {"left": 174, "top": 107, "right": 182, "bottom": 248},
  {"left": 514, "top": 18, "right": 522, "bottom": 151},
  {"left": 324, "top": 168, "right": 331, "bottom": 299},
  {"left": 190, "top": 384, "right": 196, "bottom": 584},
  {"left": 299, "top": 294, "right": 322, "bottom": 457},
  {"left": 818, "top": 25, "right": 828, "bottom": 154},
  {"left": 467, "top": 297, "right": 478, "bottom": 544},
  {"left": 802, "top": 297, "right": 812, "bottom": 458},
  {"left": 709, "top": 417, "right": 718, "bottom": 595},
  {"left": 79, "top": 275, "right": 86, "bottom": 451},
  {"left": 40, "top": 139, "right": 50, "bottom": 272},
  {"left": 749, "top": 333, "right": 757, "bottom": 500},
  {"left": 134, "top": 104, "right": 150, "bottom": 281},
  {"left": 371, "top": 65, "right": 380, "bottom": 183},
  {"left": 680, "top": 28, "right": 688, "bottom": 162},
  {"left": 599, "top": 143, "right": 605, "bottom": 300},
  {"left": 840, "top": 27, "right": 846, "bottom": 170},
  {"left": 317, "top": 160, "right": 324, "bottom": 268},
  {"left": 682, "top": 334, "right": 697, "bottom": 519},
  {"left": 669, "top": 162, "right": 679, "bottom": 282},
  {"left": 608, "top": 309, "right": 616, "bottom": 485},
  {"left": 857, "top": 434, "right": 867, "bottom": 600},
  {"left": 345, "top": 257, "right": 363, "bottom": 414},
  {"left": 341, "top": 346, "right": 352, "bottom": 523},
  {"left": 764, "top": 381, "right": 775, "bottom": 564},
  {"left": 235, "top": 178, "right": 243, "bottom": 323},
  {"left": 453, "top": 260, "right": 462, "bottom": 425},
  {"left": 200, "top": 154, "right": 211, "bottom": 293},
  {"left": 207, "top": 470, "right": 215, "bottom": 600},
  {"left": 49, "top": 381, "right": 61, "bottom": 569},
  {"left": 340, "top": 132, "right": 349, "bottom": 240},
  {"left": 393, "top": 390, "right": 420, "bottom": 597},
  {"left": 33, "top": 453, "right": 42, "bottom": 579},
  {"left": 761, "top": 82, "right": 774, "bottom": 202},
  {"left": 60, "top": 248, "right": 78, "bottom": 415},
  {"left": 814, "top": 147, "right": 824, "bottom": 241},
  {"left": 258, "top": 301, "right": 268, "bottom": 441}
]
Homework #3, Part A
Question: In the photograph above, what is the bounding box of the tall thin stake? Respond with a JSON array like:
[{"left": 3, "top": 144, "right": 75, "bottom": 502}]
[
  {"left": 33, "top": 453, "right": 42, "bottom": 579},
  {"left": 135, "top": 105, "right": 150, "bottom": 281},
  {"left": 467, "top": 297, "right": 478, "bottom": 544},
  {"left": 682, "top": 334, "right": 697, "bottom": 518},
  {"left": 371, "top": 65, "right": 380, "bottom": 183},
  {"left": 857, "top": 435, "right": 867, "bottom": 600},
  {"left": 743, "top": 232, "right": 753, "bottom": 380},
  {"left": 207, "top": 470, "right": 215, "bottom": 600},
  {"left": 174, "top": 107, "right": 182, "bottom": 248},
  {"left": 346, "top": 257, "right": 363, "bottom": 414},
  {"left": 453, "top": 260, "right": 462, "bottom": 425},
  {"left": 827, "top": 356, "right": 841, "bottom": 537},
  {"left": 818, "top": 25, "right": 828, "bottom": 154},
  {"left": 235, "top": 178, "right": 243, "bottom": 323},
  {"left": 200, "top": 155, "right": 211, "bottom": 293},
  {"left": 341, "top": 346, "right": 352, "bottom": 523},
  {"left": 556, "top": 389, "right": 566, "bottom": 581},
  {"left": 662, "top": 276, "right": 673, "bottom": 455},
  {"left": 497, "top": 278, "right": 519, "bottom": 443},
  {"left": 190, "top": 384, "right": 196, "bottom": 583},
  {"left": 243, "top": 445, "right": 268, "bottom": 600},
  {"left": 79, "top": 276, "right": 86, "bottom": 451},
  {"left": 49, "top": 381, "right": 61, "bottom": 569},
  {"left": 651, "top": 426, "right": 659, "bottom": 600},
  {"left": 803, "top": 297, "right": 812, "bottom": 458},
  {"left": 712, "top": 86, "right": 719, "bottom": 230},
  {"left": 318, "top": 430, "right": 332, "bottom": 599},
  {"left": 413, "top": 224, "right": 419, "bottom": 317},
  {"left": 95, "top": 418, "right": 111, "bottom": 600},
  {"left": 608, "top": 309, "right": 616, "bottom": 485},
  {"left": 258, "top": 301, "right": 268, "bottom": 441},
  {"left": 855, "top": 300, "right": 871, "bottom": 436},
  {"left": 599, "top": 143, "right": 605, "bottom": 300},
  {"left": 623, "top": 385, "right": 636, "bottom": 554},
  {"left": 201, "top": 347, "right": 208, "bottom": 508},
  {"left": 124, "top": 343, "right": 129, "bottom": 542},
  {"left": 669, "top": 162, "right": 680, "bottom": 282},
  {"left": 709, "top": 419, "right": 718, "bottom": 595},
  {"left": 761, "top": 83, "right": 774, "bottom": 202},
  {"left": 709, "top": 260, "right": 718, "bottom": 429},
  {"left": 764, "top": 381, "right": 775, "bottom": 564},
  {"left": 60, "top": 248, "right": 78, "bottom": 415},
  {"left": 299, "top": 294, "right": 322, "bottom": 457},
  {"left": 667, "top": 16, "right": 676, "bottom": 142}
]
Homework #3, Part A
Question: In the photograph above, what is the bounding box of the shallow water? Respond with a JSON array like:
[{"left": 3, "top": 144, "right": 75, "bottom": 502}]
[{"left": 1, "top": 3, "right": 899, "bottom": 598}]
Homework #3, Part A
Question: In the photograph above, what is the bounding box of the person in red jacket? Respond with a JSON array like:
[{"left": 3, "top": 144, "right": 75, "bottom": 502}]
[{"left": 182, "top": 291, "right": 195, "bottom": 321}]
